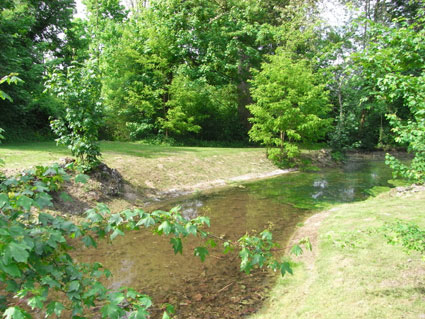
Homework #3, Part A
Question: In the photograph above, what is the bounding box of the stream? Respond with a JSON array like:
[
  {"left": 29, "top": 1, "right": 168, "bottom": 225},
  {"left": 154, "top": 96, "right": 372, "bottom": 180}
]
[{"left": 76, "top": 159, "right": 394, "bottom": 318}]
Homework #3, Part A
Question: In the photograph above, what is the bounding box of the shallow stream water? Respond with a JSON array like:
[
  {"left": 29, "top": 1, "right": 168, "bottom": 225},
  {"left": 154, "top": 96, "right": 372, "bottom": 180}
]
[{"left": 76, "top": 159, "right": 394, "bottom": 318}]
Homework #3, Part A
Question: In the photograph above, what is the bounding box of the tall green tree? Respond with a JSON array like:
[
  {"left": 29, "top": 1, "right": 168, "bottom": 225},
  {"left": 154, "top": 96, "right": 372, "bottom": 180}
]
[
  {"left": 248, "top": 50, "right": 331, "bottom": 165},
  {"left": 100, "top": 0, "right": 318, "bottom": 142},
  {"left": 355, "top": 14, "right": 425, "bottom": 182},
  {"left": 0, "top": 0, "right": 76, "bottom": 141},
  {"left": 323, "top": 0, "right": 424, "bottom": 151},
  {"left": 46, "top": 61, "right": 103, "bottom": 172}
]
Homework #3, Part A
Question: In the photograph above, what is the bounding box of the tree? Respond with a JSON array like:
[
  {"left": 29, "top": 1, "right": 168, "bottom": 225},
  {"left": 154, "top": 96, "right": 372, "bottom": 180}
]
[
  {"left": 0, "top": 73, "right": 23, "bottom": 174},
  {"left": 46, "top": 62, "right": 102, "bottom": 172},
  {"left": 355, "top": 14, "right": 425, "bottom": 182},
  {"left": 100, "top": 0, "right": 319, "bottom": 142},
  {"left": 0, "top": 0, "right": 76, "bottom": 141},
  {"left": 248, "top": 50, "right": 331, "bottom": 165},
  {"left": 322, "top": 0, "right": 425, "bottom": 152}
]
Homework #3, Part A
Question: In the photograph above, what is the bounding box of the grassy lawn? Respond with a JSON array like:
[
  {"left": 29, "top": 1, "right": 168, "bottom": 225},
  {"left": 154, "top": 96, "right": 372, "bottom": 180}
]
[
  {"left": 0, "top": 141, "right": 277, "bottom": 191},
  {"left": 250, "top": 190, "right": 425, "bottom": 319},
  {"left": 0, "top": 141, "right": 263, "bottom": 169}
]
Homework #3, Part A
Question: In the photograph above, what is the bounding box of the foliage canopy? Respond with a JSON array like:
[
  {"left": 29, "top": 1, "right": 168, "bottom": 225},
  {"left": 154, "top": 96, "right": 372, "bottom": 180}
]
[{"left": 248, "top": 50, "right": 331, "bottom": 165}]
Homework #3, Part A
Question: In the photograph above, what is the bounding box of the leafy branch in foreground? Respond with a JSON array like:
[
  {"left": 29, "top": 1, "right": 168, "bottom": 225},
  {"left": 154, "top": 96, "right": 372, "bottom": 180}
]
[
  {"left": 0, "top": 73, "right": 23, "bottom": 102},
  {"left": 223, "top": 231, "right": 311, "bottom": 276},
  {"left": 0, "top": 163, "right": 311, "bottom": 318}
]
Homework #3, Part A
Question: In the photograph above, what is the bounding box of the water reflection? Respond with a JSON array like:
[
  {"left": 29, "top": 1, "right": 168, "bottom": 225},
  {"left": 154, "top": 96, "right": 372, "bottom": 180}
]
[
  {"left": 312, "top": 191, "right": 323, "bottom": 199},
  {"left": 313, "top": 179, "right": 328, "bottom": 188},
  {"left": 246, "top": 159, "right": 393, "bottom": 209},
  {"left": 178, "top": 199, "right": 203, "bottom": 220}
]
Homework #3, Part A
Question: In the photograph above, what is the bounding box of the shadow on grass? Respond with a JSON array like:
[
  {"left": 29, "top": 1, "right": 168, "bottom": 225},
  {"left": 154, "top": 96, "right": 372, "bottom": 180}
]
[
  {"left": 0, "top": 141, "right": 202, "bottom": 159},
  {"left": 0, "top": 141, "right": 69, "bottom": 154},
  {"left": 100, "top": 141, "right": 201, "bottom": 159},
  {"left": 367, "top": 286, "right": 425, "bottom": 298}
]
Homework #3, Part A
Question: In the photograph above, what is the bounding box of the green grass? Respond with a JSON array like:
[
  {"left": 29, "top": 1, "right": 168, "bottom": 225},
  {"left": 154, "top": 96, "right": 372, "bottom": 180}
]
[
  {"left": 250, "top": 190, "right": 425, "bottom": 319},
  {"left": 0, "top": 141, "right": 262, "bottom": 169},
  {"left": 0, "top": 141, "right": 276, "bottom": 192}
]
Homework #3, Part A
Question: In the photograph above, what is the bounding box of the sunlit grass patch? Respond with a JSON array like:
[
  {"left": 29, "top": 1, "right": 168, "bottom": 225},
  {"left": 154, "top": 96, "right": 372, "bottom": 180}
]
[
  {"left": 250, "top": 190, "right": 425, "bottom": 319},
  {"left": 0, "top": 141, "right": 277, "bottom": 192}
]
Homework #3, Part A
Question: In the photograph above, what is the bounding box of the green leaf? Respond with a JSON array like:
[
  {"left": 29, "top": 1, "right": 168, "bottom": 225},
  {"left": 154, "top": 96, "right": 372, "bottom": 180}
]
[
  {"left": 75, "top": 174, "right": 89, "bottom": 184},
  {"left": 86, "top": 209, "right": 104, "bottom": 223},
  {"left": 82, "top": 235, "right": 97, "bottom": 248},
  {"left": 130, "top": 309, "right": 149, "bottom": 319},
  {"left": 260, "top": 230, "right": 272, "bottom": 241},
  {"left": 138, "top": 296, "right": 152, "bottom": 308},
  {"left": 41, "top": 276, "right": 60, "bottom": 289},
  {"left": 136, "top": 216, "right": 156, "bottom": 228},
  {"left": 305, "top": 239, "right": 312, "bottom": 251},
  {"left": 126, "top": 288, "right": 138, "bottom": 299},
  {"left": 197, "top": 216, "right": 210, "bottom": 227},
  {"left": 109, "top": 213, "right": 124, "bottom": 225},
  {"left": 123, "top": 209, "right": 138, "bottom": 221},
  {"left": 158, "top": 221, "right": 172, "bottom": 235},
  {"left": 3, "top": 307, "right": 29, "bottom": 319},
  {"left": 68, "top": 280, "right": 80, "bottom": 292},
  {"left": 101, "top": 303, "right": 123, "bottom": 319},
  {"left": 38, "top": 213, "right": 54, "bottom": 225},
  {"left": 110, "top": 228, "right": 124, "bottom": 240},
  {"left": 34, "top": 192, "right": 53, "bottom": 209},
  {"left": 161, "top": 303, "right": 175, "bottom": 319},
  {"left": 34, "top": 182, "right": 49, "bottom": 193},
  {"left": 46, "top": 302, "right": 65, "bottom": 317},
  {"left": 17, "top": 196, "right": 33, "bottom": 211},
  {"left": 6, "top": 242, "right": 29, "bottom": 263},
  {"left": 1, "top": 262, "right": 21, "bottom": 278},
  {"left": 164, "top": 303, "right": 175, "bottom": 315},
  {"left": 185, "top": 224, "right": 197, "bottom": 236},
  {"left": 169, "top": 206, "right": 181, "bottom": 214},
  {"left": 0, "top": 228, "right": 9, "bottom": 236},
  {"left": 206, "top": 239, "right": 216, "bottom": 248},
  {"left": 170, "top": 238, "right": 183, "bottom": 255},
  {"left": 28, "top": 296, "right": 44, "bottom": 309},
  {"left": 280, "top": 262, "right": 293, "bottom": 276},
  {"left": 46, "top": 230, "right": 65, "bottom": 248},
  {"left": 223, "top": 241, "right": 233, "bottom": 254},
  {"left": 0, "top": 193, "right": 9, "bottom": 208},
  {"left": 194, "top": 246, "right": 209, "bottom": 262},
  {"left": 5, "top": 279, "right": 18, "bottom": 292},
  {"left": 0, "top": 91, "right": 13, "bottom": 102},
  {"left": 290, "top": 244, "right": 303, "bottom": 256},
  {"left": 108, "top": 292, "right": 125, "bottom": 305}
]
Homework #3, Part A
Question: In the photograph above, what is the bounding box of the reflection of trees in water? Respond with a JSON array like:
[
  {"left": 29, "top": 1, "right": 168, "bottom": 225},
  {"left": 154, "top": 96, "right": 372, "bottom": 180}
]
[
  {"left": 313, "top": 179, "right": 329, "bottom": 188},
  {"left": 179, "top": 199, "right": 204, "bottom": 220},
  {"left": 312, "top": 178, "right": 328, "bottom": 199},
  {"left": 342, "top": 187, "right": 355, "bottom": 201}
]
